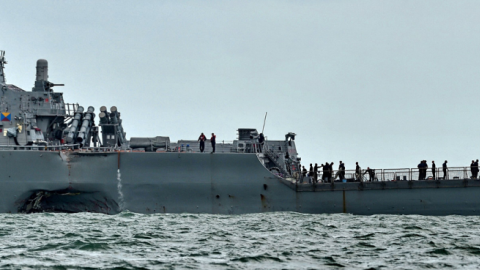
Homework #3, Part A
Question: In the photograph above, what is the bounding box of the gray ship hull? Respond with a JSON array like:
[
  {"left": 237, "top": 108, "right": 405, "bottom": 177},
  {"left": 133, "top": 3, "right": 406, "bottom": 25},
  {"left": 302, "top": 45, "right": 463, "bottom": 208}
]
[{"left": 1, "top": 150, "right": 480, "bottom": 215}]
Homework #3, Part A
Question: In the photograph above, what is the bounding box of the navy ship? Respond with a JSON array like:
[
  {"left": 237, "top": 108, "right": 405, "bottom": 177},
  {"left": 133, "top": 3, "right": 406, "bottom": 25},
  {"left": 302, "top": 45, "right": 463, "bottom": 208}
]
[{"left": 1, "top": 50, "right": 479, "bottom": 215}]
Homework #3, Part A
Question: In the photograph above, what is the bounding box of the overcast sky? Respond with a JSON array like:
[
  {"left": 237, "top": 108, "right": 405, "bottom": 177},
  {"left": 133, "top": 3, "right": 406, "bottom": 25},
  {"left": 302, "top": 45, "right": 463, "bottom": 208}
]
[{"left": 1, "top": 0, "right": 480, "bottom": 169}]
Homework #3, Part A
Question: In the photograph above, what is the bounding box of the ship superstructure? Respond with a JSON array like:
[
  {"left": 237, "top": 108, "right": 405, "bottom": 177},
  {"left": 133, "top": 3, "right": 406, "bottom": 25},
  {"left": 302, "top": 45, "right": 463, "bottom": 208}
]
[
  {"left": 0, "top": 53, "right": 68, "bottom": 146},
  {"left": 0, "top": 50, "right": 302, "bottom": 178}
]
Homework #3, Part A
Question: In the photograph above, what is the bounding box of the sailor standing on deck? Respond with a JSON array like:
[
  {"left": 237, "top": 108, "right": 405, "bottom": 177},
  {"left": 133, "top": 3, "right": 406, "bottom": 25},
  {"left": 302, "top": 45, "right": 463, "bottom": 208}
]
[
  {"left": 313, "top": 163, "right": 318, "bottom": 183},
  {"left": 422, "top": 160, "right": 428, "bottom": 180},
  {"left": 472, "top": 159, "right": 479, "bottom": 179},
  {"left": 473, "top": 159, "right": 478, "bottom": 179},
  {"left": 198, "top": 133, "right": 207, "bottom": 153},
  {"left": 418, "top": 160, "right": 427, "bottom": 180},
  {"left": 210, "top": 133, "right": 216, "bottom": 153},
  {"left": 301, "top": 166, "right": 307, "bottom": 183},
  {"left": 309, "top": 164, "right": 314, "bottom": 184},
  {"left": 432, "top": 161, "right": 436, "bottom": 180},
  {"left": 443, "top": 160, "right": 448, "bottom": 179},
  {"left": 471, "top": 160, "right": 475, "bottom": 178},
  {"left": 334, "top": 161, "right": 344, "bottom": 181},
  {"left": 322, "top": 163, "right": 329, "bottom": 182},
  {"left": 258, "top": 133, "right": 265, "bottom": 152},
  {"left": 355, "top": 162, "right": 362, "bottom": 182},
  {"left": 339, "top": 161, "right": 345, "bottom": 181},
  {"left": 364, "top": 167, "right": 375, "bottom": 182},
  {"left": 329, "top": 162, "right": 334, "bottom": 183}
]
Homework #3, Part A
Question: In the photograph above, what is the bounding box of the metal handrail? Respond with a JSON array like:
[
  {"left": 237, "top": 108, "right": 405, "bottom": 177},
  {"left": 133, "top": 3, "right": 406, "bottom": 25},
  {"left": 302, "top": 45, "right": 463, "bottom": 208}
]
[
  {"left": 0, "top": 143, "right": 80, "bottom": 151},
  {"left": 0, "top": 144, "right": 121, "bottom": 152},
  {"left": 304, "top": 166, "right": 480, "bottom": 183}
]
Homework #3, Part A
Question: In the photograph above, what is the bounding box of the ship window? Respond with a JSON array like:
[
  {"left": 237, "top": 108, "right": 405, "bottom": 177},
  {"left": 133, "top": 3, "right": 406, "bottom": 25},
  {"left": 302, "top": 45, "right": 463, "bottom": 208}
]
[
  {"left": 278, "top": 147, "right": 282, "bottom": 151},
  {"left": 112, "top": 135, "right": 115, "bottom": 139},
  {"left": 27, "top": 131, "right": 30, "bottom": 136},
  {"left": 106, "top": 135, "right": 110, "bottom": 139}
]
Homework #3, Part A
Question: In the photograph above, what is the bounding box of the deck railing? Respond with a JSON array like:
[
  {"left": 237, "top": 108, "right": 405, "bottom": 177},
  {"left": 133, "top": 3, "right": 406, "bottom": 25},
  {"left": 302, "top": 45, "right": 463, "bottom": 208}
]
[
  {"left": 0, "top": 144, "right": 79, "bottom": 151},
  {"left": 0, "top": 144, "right": 118, "bottom": 152},
  {"left": 303, "top": 166, "right": 478, "bottom": 183}
]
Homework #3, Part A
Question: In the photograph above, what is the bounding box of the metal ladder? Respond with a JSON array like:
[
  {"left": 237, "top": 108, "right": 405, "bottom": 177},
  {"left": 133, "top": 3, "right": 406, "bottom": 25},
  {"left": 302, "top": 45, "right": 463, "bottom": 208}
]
[{"left": 263, "top": 148, "right": 290, "bottom": 177}]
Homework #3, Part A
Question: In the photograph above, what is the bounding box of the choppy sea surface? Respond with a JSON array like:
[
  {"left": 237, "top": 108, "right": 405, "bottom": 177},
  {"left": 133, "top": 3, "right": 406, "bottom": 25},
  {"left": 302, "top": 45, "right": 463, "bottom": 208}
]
[{"left": 1, "top": 212, "right": 480, "bottom": 269}]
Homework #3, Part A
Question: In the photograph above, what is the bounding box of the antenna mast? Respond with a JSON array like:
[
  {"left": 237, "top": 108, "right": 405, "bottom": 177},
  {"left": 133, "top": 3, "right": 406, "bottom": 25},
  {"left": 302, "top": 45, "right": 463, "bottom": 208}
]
[
  {"left": 0, "top": 51, "right": 6, "bottom": 84},
  {"left": 262, "top": 112, "right": 267, "bottom": 134}
]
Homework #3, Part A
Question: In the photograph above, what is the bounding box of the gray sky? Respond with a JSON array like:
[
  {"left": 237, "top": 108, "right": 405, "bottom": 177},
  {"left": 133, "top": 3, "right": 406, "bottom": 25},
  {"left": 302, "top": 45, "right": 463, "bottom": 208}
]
[{"left": 1, "top": 0, "right": 480, "bottom": 169}]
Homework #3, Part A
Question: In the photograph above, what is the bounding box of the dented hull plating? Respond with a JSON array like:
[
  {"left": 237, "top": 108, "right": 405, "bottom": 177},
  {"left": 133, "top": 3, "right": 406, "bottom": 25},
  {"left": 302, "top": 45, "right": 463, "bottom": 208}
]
[{"left": 1, "top": 151, "right": 480, "bottom": 215}]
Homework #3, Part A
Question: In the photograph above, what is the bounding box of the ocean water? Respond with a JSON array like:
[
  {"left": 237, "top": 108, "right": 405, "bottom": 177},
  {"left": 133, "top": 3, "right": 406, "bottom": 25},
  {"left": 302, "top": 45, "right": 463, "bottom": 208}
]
[{"left": 1, "top": 212, "right": 480, "bottom": 269}]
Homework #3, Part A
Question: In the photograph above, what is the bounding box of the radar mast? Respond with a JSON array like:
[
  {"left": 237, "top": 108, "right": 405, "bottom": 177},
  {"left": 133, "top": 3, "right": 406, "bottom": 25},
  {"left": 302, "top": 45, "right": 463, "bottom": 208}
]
[{"left": 0, "top": 50, "right": 6, "bottom": 84}]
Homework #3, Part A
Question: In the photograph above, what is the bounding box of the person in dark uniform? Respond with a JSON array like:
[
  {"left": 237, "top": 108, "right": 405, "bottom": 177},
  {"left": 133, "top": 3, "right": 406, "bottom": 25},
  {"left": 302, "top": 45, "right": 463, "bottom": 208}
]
[
  {"left": 364, "top": 167, "right": 375, "bottom": 182},
  {"left": 471, "top": 160, "right": 475, "bottom": 179},
  {"left": 417, "top": 161, "right": 423, "bottom": 180},
  {"left": 475, "top": 159, "right": 479, "bottom": 179},
  {"left": 418, "top": 160, "right": 428, "bottom": 180},
  {"left": 422, "top": 160, "right": 428, "bottom": 180},
  {"left": 355, "top": 162, "right": 361, "bottom": 182},
  {"left": 443, "top": 160, "right": 448, "bottom": 179},
  {"left": 301, "top": 166, "right": 307, "bottom": 183},
  {"left": 309, "top": 164, "right": 314, "bottom": 184},
  {"left": 258, "top": 133, "right": 265, "bottom": 152},
  {"left": 339, "top": 161, "right": 345, "bottom": 181},
  {"left": 431, "top": 161, "right": 436, "bottom": 180},
  {"left": 322, "top": 163, "right": 329, "bottom": 182},
  {"left": 313, "top": 163, "right": 318, "bottom": 183},
  {"left": 210, "top": 133, "right": 216, "bottom": 153},
  {"left": 329, "top": 162, "right": 334, "bottom": 182},
  {"left": 335, "top": 161, "right": 344, "bottom": 181},
  {"left": 472, "top": 159, "right": 479, "bottom": 179},
  {"left": 198, "top": 133, "right": 207, "bottom": 153}
]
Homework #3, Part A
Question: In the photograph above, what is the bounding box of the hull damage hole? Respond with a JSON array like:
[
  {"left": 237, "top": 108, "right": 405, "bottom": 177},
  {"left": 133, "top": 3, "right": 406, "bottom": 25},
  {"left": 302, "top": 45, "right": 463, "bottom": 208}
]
[{"left": 18, "top": 189, "right": 119, "bottom": 214}]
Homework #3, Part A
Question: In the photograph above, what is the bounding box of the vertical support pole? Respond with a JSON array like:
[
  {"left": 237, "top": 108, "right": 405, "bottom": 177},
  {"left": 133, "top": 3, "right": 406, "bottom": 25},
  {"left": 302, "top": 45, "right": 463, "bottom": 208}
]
[
  {"left": 342, "top": 190, "right": 346, "bottom": 213},
  {"left": 117, "top": 151, "right": 120, "bottom": 169}
]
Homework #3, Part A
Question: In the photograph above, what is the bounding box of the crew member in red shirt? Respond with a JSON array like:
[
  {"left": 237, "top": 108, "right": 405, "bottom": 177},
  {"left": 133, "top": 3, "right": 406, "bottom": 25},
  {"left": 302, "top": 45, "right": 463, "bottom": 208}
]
[{"left": 198, "top": 133, "right": 207, "bottom": 152}]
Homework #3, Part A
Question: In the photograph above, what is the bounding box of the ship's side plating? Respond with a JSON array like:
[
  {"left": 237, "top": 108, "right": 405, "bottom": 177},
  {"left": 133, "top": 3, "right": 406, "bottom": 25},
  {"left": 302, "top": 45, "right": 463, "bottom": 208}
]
[
  {"left": 1, "top": 149, "right": 479, "bottom": 215},
  {"left": 115, "top": 152, "right": 480, "bottom": 215}
]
